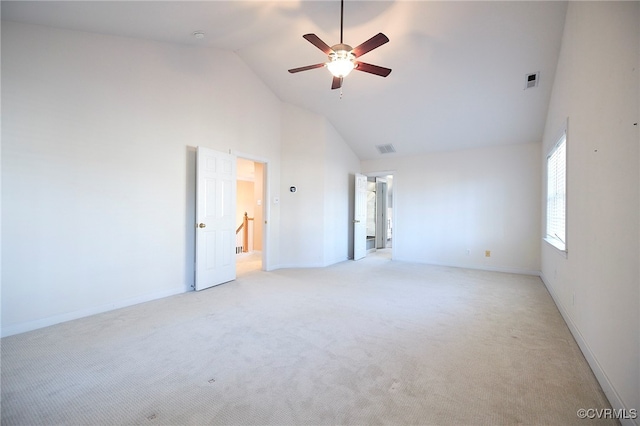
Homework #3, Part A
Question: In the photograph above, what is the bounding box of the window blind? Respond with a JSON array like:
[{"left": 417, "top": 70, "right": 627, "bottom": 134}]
[{"left": 546, "top": 134, "right": 566, "bottom": 251}]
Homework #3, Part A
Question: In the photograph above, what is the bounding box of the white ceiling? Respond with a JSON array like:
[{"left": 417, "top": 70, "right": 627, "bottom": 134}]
[{"left": 2, "top": 1, "right": 568, "bottom": 160}]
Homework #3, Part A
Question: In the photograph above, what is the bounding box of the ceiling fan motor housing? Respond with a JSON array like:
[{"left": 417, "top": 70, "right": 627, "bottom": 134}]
[{"left": 331, "top": 43, "right": 354, "bottom": 55}]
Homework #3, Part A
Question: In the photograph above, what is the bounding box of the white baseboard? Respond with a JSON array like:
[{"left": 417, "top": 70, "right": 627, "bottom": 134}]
[
  {"left": 272, "top": 262, "right": 326, "bottom": 269},
  {"left": 398, "top": 258, "right": 542, "bottom": 277},
  {"left": 1, "top": 286, "right": 186, "bottom": 338},
  {"left": 540, "top": 274, "right": 638, "bottom": 426},
  {"left": 273, "top": 258, "right": 540, "bottom": 276},
  {"left": 469, "top": 264, "right": 541, "bottom": 276},
  {"left": 274, "top": 257, "right": 354, "bottom": 270},
  {"left": 323, "top": 257, "right": 350, "bottom": 267}
]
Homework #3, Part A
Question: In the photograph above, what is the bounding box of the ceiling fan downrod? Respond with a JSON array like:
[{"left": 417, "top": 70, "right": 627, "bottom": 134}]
[{"left": 340, "top": 0, "right": 344, "bottom": 44}]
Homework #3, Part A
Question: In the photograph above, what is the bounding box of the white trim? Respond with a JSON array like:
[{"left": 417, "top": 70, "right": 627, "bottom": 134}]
[
  {"left": 540, "top": 274, "right": 638, "bottom": 426},
  {"left": 545, "top": 133, "right": 567, "bottom": 248},
  {"left": 274, "top": 262, "right": 329, "bottom": 269},
  {"left": 1, "top": 286, "right": 186, "bottom": 338},
  {"left": 230, "top": 150, "right": 269, "bottom": 165},
  {"left": 231, "top": 150, "right": 271, "bottom": 272},
  {"left": 543, "top": 236, "right": 568, "bottom": 257},
  {"left": 393, "top": 258, "right": 541, "bottom": 277},
  {"left": 364, "top": 170, "right": 397, "bottom": 261}
]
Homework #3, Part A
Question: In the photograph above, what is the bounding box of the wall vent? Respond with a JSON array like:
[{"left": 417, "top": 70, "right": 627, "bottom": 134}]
[
  {"left": 525, "top": 72, "right": 539, "bottom": 89},
  {"left": 376, "top": 144, "right": 396, "bottom": 154}
]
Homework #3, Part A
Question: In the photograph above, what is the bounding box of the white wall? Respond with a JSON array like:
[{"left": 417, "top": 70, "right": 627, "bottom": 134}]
[
  {"left": 279, "top": 103, "right": 359, "bottom": 268},
  {"left": 280, "top": 104, "right": 326, "bottom": 267},
  {"left": 539, "top": 2, "right": 639, "bottom": 420},
  {"left": 1, "top": 22, "right": 283, "bottom": 336},
  {"left": 323, "top": 120, "right": 360, "bottom": 265},
  {"left": 362, "top": 143, "right": 541, "bottom": 274}
]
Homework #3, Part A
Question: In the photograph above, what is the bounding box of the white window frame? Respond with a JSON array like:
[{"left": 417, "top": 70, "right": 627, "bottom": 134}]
[{"left": 545, "top": 122, "right": 567, "bottom": 254}]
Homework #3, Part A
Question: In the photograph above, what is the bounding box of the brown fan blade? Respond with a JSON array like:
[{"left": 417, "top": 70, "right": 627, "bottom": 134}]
[
  {"left": 354, "top": 61, "right": 392, "bottom": 77},
  {"left": 288, "top": 63, "right": 326, "bottom": 73},
  {"left": 331, "top": 76, "right": 343, "bottom": 90},
  {"left": 352, "top": 33, "right": 389, "bottom": 57},
  {"left": 303, "top": 34, "right": 333, "bottom": 55}
]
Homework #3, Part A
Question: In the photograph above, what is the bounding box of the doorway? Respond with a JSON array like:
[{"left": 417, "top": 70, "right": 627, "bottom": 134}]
[
  {"left": 365, "top": 174, "right": 393, "bottom": 254},
  {"left": 193, "top": 148, "right": 270, "bottom": 290},
  {"left": 236, "top": 157, "right": 265, "bottom": 276}
]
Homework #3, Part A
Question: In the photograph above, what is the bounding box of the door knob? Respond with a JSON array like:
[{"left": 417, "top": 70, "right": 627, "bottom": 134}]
[
  {"left": 353, "top": 220, "right": 360, "bottom": 223},
  {"left": 198, "top": 223, "right": 206, "bottom": 228}
]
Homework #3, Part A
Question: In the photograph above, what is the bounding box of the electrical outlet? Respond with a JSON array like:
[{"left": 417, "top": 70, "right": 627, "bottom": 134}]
[
  {"left": 485, "top": 250, "right": 491, "bottom": 257},
  {"left": 466, "top": 249, "right": 470, "bottom": 256}
]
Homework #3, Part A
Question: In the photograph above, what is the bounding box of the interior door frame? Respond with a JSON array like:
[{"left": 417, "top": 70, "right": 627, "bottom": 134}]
[
  {"left": 233, "top": 150, "right": 271, "bottom": 271},
  {"left": 375, "top": 177, "right": 387, "bottom": 249},
  {"left": 365, "top": 170, "right": 396, "bottom": 259},
  {"left": 353, "top": 173, "right": 368, "bottom": 261}
]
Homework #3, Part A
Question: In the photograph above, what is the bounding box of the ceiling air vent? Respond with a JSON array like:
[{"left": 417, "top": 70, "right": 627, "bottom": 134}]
[
  {"left": 525, "top": 72, "right": 539, "bottom": 89},
  {"left": 376, "top": 144, "right": 396, "bottom": 154}
]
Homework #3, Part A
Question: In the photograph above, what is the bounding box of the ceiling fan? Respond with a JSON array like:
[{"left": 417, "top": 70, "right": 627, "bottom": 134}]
[{"left": 288, "top": 0, "right": 392, "bottom": 90}]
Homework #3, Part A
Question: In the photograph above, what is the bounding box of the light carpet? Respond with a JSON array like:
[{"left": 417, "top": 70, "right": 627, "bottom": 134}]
[{"left": 1, "top": 252, "right": 613, "bottom": 425}]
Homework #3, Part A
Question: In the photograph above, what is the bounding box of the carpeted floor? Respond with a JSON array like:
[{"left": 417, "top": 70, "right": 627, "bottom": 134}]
[
  {"left": 236, "top": 251, "right": 263, "bottom": 277},
  {"left": 1, "top": 252, "right": 613, "bottom": 425}
]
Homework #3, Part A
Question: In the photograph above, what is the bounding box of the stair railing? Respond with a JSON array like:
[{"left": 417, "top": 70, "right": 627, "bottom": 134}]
[{"left": 235, "top": 212, "right": 254, "bottom": 253}]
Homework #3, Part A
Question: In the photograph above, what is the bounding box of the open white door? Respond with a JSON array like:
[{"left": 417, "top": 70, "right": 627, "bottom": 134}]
[
  {"left": 195, "top": 147, "right": 236, "bottom": 291},
  {"left": 353, "top": 173, "right": 367, "bottom": 261}
]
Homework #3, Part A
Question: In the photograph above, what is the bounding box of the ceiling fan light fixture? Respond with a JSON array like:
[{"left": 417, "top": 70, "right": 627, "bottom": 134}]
[
  {"left": 327, "top": 49, "right": 355, "bottom": 77},
  {"left": 287, "top": 0, "right": 390, "bottom": 90}
]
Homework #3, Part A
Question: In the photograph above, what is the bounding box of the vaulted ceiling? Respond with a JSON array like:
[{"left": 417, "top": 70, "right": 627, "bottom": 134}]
[{"left": 2, "top": 1, "right": 568, "bottom": 160}]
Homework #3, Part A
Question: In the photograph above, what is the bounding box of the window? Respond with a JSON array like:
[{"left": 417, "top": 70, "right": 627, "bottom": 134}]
[{"left": 546, "top": 129, "right": 567, "bottom": 252}]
